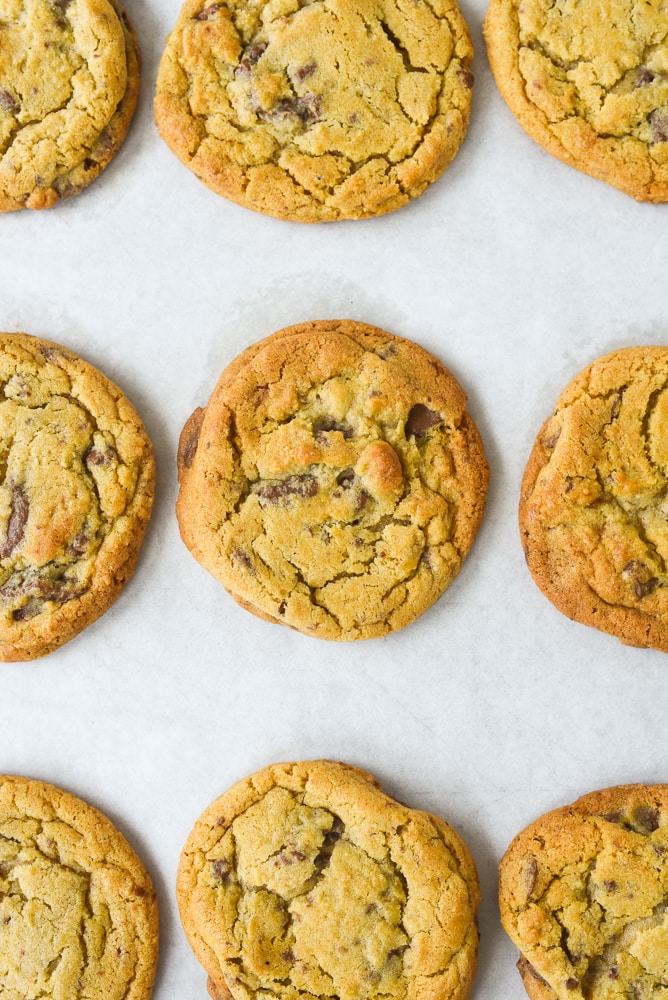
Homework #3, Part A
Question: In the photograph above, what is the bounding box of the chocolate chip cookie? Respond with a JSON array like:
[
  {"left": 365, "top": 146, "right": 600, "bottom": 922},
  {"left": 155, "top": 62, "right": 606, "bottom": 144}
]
[
  {"left": 0, "top": 0, "right": 140, "bottom": 211},
  {"left": 154, "top": 0, "right": 474, "bottom": 221},
  {"left": 0, "top": 333, "right": 155, "bottom": 660},
  {"left": 484, "top": 0, "right": 668, "bottom": 201},
  {"left": 519, "top": 346, "right": 668, "bottom": 651},
  {"left": 0, "top": 773, "right": 158, "bottom": 999},
  {"left": 499, "top": 784, "right": 668, "bottom": 1000},
  {"left": 176, "top": 320, "right": 488, "bottom": 640},
  {"left": 177, "top": 760, "right": 480, "bottom": 1000}
]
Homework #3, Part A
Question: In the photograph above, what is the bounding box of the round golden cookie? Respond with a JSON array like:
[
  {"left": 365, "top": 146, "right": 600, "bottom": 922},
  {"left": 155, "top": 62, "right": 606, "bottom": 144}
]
[
  {"left": 154, "top": 0, "right": 474, "bottom": 221},
  {"left": 176, "top": 320, "right": 488, "bottom": 640},
  {"left": 519, "top": 346, "right": 668, "bottom": 651},
  {"left": 499, "top": 784, "right": 668, "bottom": 1000},
  {"left": 0, "top": 333, "right": 155, "bottom": 660},
  {"left": 0, "top": 773, "right": 159, "bottom": 999},
  {"left": 483, "top": 0, "right": 668, "bottom": 202},
  {"left": 177, "top": 760, "right": 480, "bottom": 1000},
  {"left": 0, "top": 0, "right": 140, "bottom": 212}
]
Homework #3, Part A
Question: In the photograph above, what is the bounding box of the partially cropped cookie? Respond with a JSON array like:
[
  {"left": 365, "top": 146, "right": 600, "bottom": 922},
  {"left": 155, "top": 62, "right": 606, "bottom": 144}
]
[
  {"left": 154, "top": 0, "right": 474, "bottom": 221},
  {"left": 0, "top": 333, "right": 155, "bottom": 660},
  {"left": 484, "top": 0, "right": 668, "bottom": 201},
  {"left": 177, "top": 760, "right": 480, "bottom": 1000},
  {"left": 499, "top": 784, "right": 668, "bottom": 1000},
  {"left": 0, "top": 774, "right": 158, "bottom": 998},
  {"left": 0, "top": 0, "right": 140, "bottom": 211},
  {"left": 177, "top": 320, "right": 488, "bottom": 640},
  {"left": 520, "top": 346, "right": 668, "bottom": 651}
]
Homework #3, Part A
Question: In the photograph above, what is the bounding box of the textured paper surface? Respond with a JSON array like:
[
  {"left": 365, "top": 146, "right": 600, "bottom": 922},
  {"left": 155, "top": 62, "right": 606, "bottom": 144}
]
[{"left": 1, "top": 1, "right": 668, "bottom": 997}]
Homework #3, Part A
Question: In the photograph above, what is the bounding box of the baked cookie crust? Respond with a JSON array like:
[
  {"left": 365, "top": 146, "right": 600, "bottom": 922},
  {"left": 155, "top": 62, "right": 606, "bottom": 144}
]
[
  {"left": 0, "top": 773, "right": 158, "bottom": 999},
  {"left": 0, "top": 333, "right": 155, "bottom": 660},
  {"left": 484, "top": 0, "right": 668, "bottom": 202},
  {"left": 519, "top": 346, "right": 668, "bottom": 652},
  {"left": 499, "top": 785, "right": 668, "bottom": 1000},
  {"left": 177, "top": 760, "right": 480, "bottom": 1000},
  {"left": 0, "top": 0, "right": 140, "bottom": 211},
  {"left": 154, "top": 0, "right": 474, "bottom": 221},
  {"left": 176, "top": 320, "right": 488, "bottom": 640}
]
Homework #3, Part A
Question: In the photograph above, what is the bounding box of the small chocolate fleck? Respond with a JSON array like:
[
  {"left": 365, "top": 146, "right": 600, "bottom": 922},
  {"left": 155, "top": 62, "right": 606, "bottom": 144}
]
[
  {"left": 405, "top": 403, "right": 443, "bottom": 438},
  {"left": 603, "top": 879, "right": 618, "bottom": 892},
  {"left": 565, "top": 979, "right": 579, "bottom": 991},
  {"left": 194, "top": 2, "right": 227, "bottom": 18},
  {"left": 278, "top": 600, "right": 287, "bottom": 615},
  {"left": 377, "top": 345, "right": 397, "bottom": 360},
  {"left": 637, "top": 68, "right": 655, "bottom": 85},
  {"left": 541, "top": 427, "right": 561, "bottom": 450},
  {"left": 132, "top": 885, "right": 147, "bottom": 897},
  {"left": 457, "top": 67, "right": 474, "bottom": 89},
  {"left": 282, "top": 950, "right": 295, "bottom": 963},
  {"left": 0, "top": 484, "right": 29, "bottom": 559},
  {"left": 233, "top": 549, "right": 255, "bottom": 575},
  {"left": 259, "top": 94, "right": 321, "bottom": 123},
  {"left": 609, "top": 968, "right": 619, "bottom": 980}
]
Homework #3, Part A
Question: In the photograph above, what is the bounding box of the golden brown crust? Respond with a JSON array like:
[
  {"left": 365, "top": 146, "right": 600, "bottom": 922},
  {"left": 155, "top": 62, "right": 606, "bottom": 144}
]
[
  {"left": 519, "top": 346, "right": 668, "bottom": 651},
  {"left": 0, "top": 0, "right": 140, "bottom": 211},
  {"left": 484, "top": 0, "right": 668, "bottom": 202},
  {"left": 0, "top": 333, "right": 155, "bottom": 660},
  {"left": 155, "top": 0, "right": 474, "bottom": 221},
  {"left": 0, "top": 773, "right": 159, "bottom": 999},
  {"left": 178, "top": 760, "right": 480, "bottom": 1000},
  {"left": 500, "top": 785, "right": 668, "bottom": 1000},
  {"left": 176, "top": 319, "right": 488, "bottom": 641}
]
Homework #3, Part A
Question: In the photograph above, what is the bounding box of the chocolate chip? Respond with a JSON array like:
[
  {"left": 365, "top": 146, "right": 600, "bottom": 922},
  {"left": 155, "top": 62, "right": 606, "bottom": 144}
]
[
  {"left": 66, "top": 533, "right": 89, "bottom": 558},
  {"left": 0, "top": 484, "right": 29, "bottom": 559},
  {"left": 541, "top": 427, "right": 561, "bottom": 450},
  {"left": 637, "top": 68, "right": 655, "bottom": 86},
  {"left": 38, "top": 345, "right": 60, "bottom": 362},
  {"left": 355, "top": 490, "right": 369, "bottom": 511},
  {"left": 565, "top": 979, "right": 579, "bottom": 990},
  {"left": 212, "top": 859, "right": 231, "bottom": 883},
  {"left": 610, "top": 389, "right": 624, "bottom": 420},
  {"left": 194, "top": 2, "right": 227, "bottom": 18},
  {"left": 314, "top": 417, "right": 353, "bottom": 440},
  {"left": 132, "top": 885, "right": 146, "bottom": 897},
  {"left": 632, "top": 805, "right": 659, "bottom": 833},
  {"left": 336, "top": 469, "right": 355, "bottom": 488},
  {"left": 282, "top": 950, "right": 295, "bottom": 963},
  {"left": 603, "top": 880, "right": 618, "bottom": 891},
  {"left": 622, "top": 560, "right": 658, "bottom": 600},
  {"left": 84, "top": 445, "right": 116, "bottom": 467},
  {"left": 236, "top": 41, "right": 267, "bottom": 77},
  {"left": 294, "top": 60, "right": 317, "bottom": 82},
  {"left": 180, "top": 408, "right": 205, "bottom": 470},
  {"left": 259, "top": 95, "right": 321, "bottom": 123},
  {"left": 405, "top": 404, "right": 443, "bottom": 438},
  {"left": 649, "top": 109, "right": 668, "bottom": 144},
  {"left": 609, "top": 968, "right": 619, "bottom": 980},
  {"left": 524, "top": 856, "right": 538, "bottom": 898},
  {"left": 377, "top": 345, "right": 397, "bottom": 359},
  {"left": 457, "top": 67, "right": 474, "bottom": 89},
  {"left": 0, "top": 90, "right": 18, "bottom": 114},
  {"left": 256, "top": 475, "right": 319, "bottom": 503},
  {"left": 12, "top": 599, "right": 43, "bottom": 621}
]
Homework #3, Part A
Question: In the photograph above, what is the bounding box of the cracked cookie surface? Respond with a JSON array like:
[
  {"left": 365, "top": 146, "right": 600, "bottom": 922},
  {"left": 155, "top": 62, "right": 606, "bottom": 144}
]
[
  {"left": 0, "top": 773, "right": 158, "bottom": 1000},
  {"left": 0, "top": 0, "right": 140, "bottom": 211},
  {"left": 483, "top": 0, "right": 668, "bottom": 201},
  {"left": 499, "top": 785, "right": 668, "bottom": 1000},
  {"left": 154, "top": 0, "right": 474, "bottom": 221},
  {"left": 177, "top": 760, "right": 480, "bottom": 1000},
  {"left": 519, "top": 347, "right": 668, "bottom": 651},
  {"left": 176, "top": 320, "right": 488, "bottom": 640},
  {"left": 0, "top": 333, "right": 154, "bottom": 660}
]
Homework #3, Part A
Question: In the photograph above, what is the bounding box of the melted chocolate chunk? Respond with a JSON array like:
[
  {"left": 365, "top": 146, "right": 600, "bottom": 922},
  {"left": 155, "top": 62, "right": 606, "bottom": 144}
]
[
  {"left": 256, "top": 475, "right": 319, "bottom": 503},
  {"left": 259, "top": 94, "right": 321, "bottom": 124},
  {"left": 405, "top": 403, "right": 443, "bottom": 438},
  {"left": 180, "top": 408, "right": 205, "bottom": 469},
  {"left": 637, "top": 68, "right": 655, "bottom": 86},
  {"left": 314, "top": 417, "right": 353, "bottom": 440},
  {"left": 622, "top": 560, "right": 658, "bottom": 600},
  {"left": 294, "top": 60, "right": 317, "bottom": 82},
  {"left": 649, "top": 109, "right": 668, "bottom": 144},
  {"left": 0, "top": 485, "right": 29, "bottom": 559},
  {"left": 212, "top": 859, "right": 231, "bottom": 883},
  {"left": 84, "top": 445, "right": 116, "bottom": 467},
  {"left": 457, "top": 67, "right": 474, "bottom": 89},
  {"left": 236, "top": 41, "right": 267, "bottom": 78}
]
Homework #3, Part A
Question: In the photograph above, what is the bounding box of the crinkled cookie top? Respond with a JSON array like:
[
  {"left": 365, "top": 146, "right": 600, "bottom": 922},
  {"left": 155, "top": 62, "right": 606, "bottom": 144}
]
[
  {"left": 519, "top": 346, "right": 668, "bottom": 651},
  {"left": 484, "top": 0, "right": 668, "bottom": 201},
  {"left": 0, "top": 774, "right": 158, "bottom": 1000},
  {"left": 155, "top": 0, "right": 474, "bottom": 220},
  {"left": 177, "top": 761, "right": 480, "bottom": 1000},
  {"left": 500, "top": 785, "right": 668, "bottom": 1000},
  {"left": 0, "top": 334, "right": 154, "bottom": 660},
  {"left": 0, "top": 0, "right": 139, "bottom": 211},
  {"left": 176, "top": 320, "right": 488, "bottom": 640}
]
